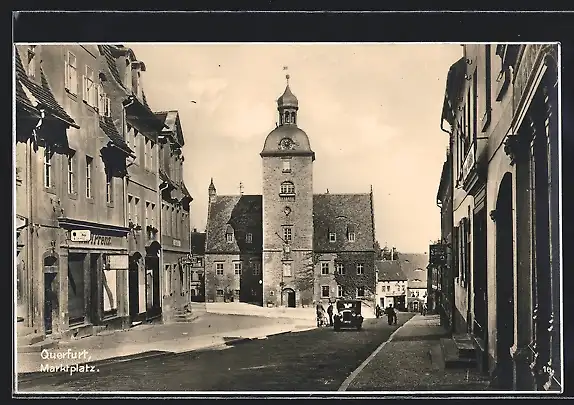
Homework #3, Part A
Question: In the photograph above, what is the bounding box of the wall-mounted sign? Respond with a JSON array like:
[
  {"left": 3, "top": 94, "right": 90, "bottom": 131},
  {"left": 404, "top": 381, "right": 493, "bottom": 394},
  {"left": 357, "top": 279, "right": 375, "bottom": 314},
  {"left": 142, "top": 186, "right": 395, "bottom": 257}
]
[
  {"left": 173, "top": 239, "right": 181, "bottom": 247},
  {"left": 461, "top": 146, "right": 475, "bottom": 184},
  {"left": 107, "top": 254, "right": 129, "bottom": 270},
  {"left": 71, "top": 230, "right": 91, "bottom": 242},
  {"left": 67, "top": 231, "right": 124, "bottom": 249}
]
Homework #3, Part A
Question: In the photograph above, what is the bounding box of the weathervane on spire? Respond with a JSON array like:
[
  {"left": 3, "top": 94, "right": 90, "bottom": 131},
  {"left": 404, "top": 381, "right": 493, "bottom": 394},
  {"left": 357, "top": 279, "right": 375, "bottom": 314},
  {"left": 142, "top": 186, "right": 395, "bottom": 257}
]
[{"left": 283, "top": 65, "right": 290, "bottom": 85}]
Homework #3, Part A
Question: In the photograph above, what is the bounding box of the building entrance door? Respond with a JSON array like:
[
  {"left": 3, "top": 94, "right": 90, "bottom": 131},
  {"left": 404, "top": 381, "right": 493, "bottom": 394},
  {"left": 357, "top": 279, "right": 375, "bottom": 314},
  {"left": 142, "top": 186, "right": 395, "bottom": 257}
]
[
  {"left": 473, "top": 206, "right": 488, "bottom": 370},
  {"left": 495, "top": 173, "right": 515, "bottom": 389},
  {"left": 44, "top": 273, "right": 57, "bottom": 334},
  {"left": 129, "top": 255, "right": 140, "bottom": 322},
  {"left": 284, "top": 289, "right": 296, "bottom": 308}
]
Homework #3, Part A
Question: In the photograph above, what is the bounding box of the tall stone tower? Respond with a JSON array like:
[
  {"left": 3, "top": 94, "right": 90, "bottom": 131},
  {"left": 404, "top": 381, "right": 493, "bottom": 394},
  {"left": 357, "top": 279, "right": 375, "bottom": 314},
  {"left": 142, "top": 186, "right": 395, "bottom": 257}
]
[{"left": 260, "top": 74, "right": 315, "bottom": 307}]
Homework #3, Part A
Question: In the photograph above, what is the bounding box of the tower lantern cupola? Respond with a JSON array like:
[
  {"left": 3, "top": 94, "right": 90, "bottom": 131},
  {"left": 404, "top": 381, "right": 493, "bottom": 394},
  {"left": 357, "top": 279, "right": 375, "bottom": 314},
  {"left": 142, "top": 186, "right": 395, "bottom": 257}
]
[{"left": 277, "top": 74, "right": 298, "bottom": 126}]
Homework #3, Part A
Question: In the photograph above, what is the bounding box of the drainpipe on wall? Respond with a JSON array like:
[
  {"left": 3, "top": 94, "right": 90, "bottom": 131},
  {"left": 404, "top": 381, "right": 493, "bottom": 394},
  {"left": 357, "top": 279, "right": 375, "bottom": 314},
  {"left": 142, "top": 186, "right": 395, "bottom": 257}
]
[
  {"left": 28, "top": 109, "right": 45, "bottom": 331},
  {"left": 440, "top": 116, "right": 455, "bottom": 335},
  {"left": 121, "top": 104, "right": 134, "bottom": 327}
]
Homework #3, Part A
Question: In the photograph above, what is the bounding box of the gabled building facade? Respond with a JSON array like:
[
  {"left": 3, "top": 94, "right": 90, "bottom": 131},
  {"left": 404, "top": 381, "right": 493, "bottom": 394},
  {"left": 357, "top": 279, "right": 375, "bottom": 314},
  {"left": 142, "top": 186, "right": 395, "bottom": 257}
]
[
  {"left": 155, "top": 110, "right": 193, "bottom": 320},
  {"left": 190, "top": 229, "right": 206, "bottom": 301},
  {"left": 375, "top": 260, "right": 407, "bottom": 310},
  {"left": 204, "top": 75, "right": 377, "bottom": 309},
  {"left": 15, "top": 44, "right": 134, "bottom": 341},
  {"left": 438, "top": 44, "right": 561, "bottom": 391},
  {"left": 98, "top": 45, "right": 167, "bottom": 324}
]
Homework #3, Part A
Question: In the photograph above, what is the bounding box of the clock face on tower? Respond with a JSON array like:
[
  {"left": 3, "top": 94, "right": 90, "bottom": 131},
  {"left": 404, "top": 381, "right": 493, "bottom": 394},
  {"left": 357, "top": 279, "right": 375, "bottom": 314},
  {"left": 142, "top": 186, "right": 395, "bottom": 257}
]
[{"left": 279, "top": 137, "right": 295, "bottom": 150}]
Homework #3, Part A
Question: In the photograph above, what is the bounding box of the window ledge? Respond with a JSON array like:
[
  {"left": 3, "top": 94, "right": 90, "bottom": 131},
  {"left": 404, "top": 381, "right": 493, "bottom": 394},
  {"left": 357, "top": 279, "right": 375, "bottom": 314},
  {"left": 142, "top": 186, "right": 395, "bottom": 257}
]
[
  {"left": 282, "top": 169, "right": 292, "bottom": 173},
  {"left": 68, "top": 192, "right": 78, "bottom": 200},
  {"left": 86, "top": 197, "right": 95, "bottom": 204},
  {"left": 65, "top": 88, "right": 78, "bottom": 100},
  {"left": 495, "top": 67, "right": 512, "bottom": 102}
]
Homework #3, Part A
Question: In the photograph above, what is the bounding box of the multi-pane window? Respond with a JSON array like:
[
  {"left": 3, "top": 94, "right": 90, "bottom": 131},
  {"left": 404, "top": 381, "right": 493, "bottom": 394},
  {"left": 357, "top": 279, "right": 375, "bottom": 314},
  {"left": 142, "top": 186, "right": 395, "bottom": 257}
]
[
  {"left": 85, "top": 156, "right": 93, "bottom": 198},
  {"left": 128, "top": 195, "right": 133, "bottom": 222},
  {"left": 105, "top": 175, "right": 113, "bottom": 203},
  {"left": 337, "top": 285, "right": 344, "bottom": 297},
  {"left": 216, "top": 289, "right": 224, "bottom": 296},
  {"left": 252, "top": 262, "right": 261, "bottom": 276},
  {"left": 321, "top": 262, "right": 329, "bottom": 275},
  {"left": 215, "top": 263, "right": 224, "bottom": 276},
  {"left": 43, "top": 146, "right": 52, "bottom": 188},
  {"left": 356, "top": 263, "right": 365, "bottom": 275},
  {"left": 83, "top": 65, "right": 96, "bottom": 106},
  {"left": 26, "top": 46, "right": 36, "bottom": 77},
  {"left": 65, "top": 51, "right": 78, "bottom": 94},
  {"left": 348, "top": 232, "right": 356, "bottom": 242},
  {"left": 329, "top": 232, "right": 336, "bottom": 242},
  {"left": 282, "top": 262, "right": 292, "bottom": 277},
  {"left": 321, "top": 286, "right": 330, "bottom": 298},
  {"left": 246, "top": 233, "right": 253, "bottom": 243},
  {"left": 283, "top": 227, "right": 292, "bottom": 243},
  {"left": 145, "top": 202, "right": 150, "bottom": 227},
  {"left": 234, "top": 262, "right": 242, "bottom": 275},
  {"left": 149, "top": 203, "right": 155, "bottom": 228},
  {"left": 150, "top": 141, "right": 155, "bottom": 171},
  {"left": 335, "top": 263, "right": 345, "bottom": 275},
  {"left": 357, "top": 286, "right": 365, "bottom": 297},
  {"left": 226, "top": 230, "right": 234, "bottom": 243},
  {"left": 67, "top": 151, "right": 75, "bottom": 194},
  {"left": 98, "top": 86, "right": 111, "bottom": 117},
  {"left": 282, "top": 159, "right": 291, "bottom": 173},
  {"left": 134, "top": 197, "right": 140, "bottom": 225},
  {"left": 280, "top": 181, "right": 295, "bottom": 194}
]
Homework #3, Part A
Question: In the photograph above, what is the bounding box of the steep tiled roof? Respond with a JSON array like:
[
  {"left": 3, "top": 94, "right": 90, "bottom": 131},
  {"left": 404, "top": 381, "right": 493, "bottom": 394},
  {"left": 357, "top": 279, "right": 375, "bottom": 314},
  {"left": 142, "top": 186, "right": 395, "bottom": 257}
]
[
  {"left": 16, "top": 78, "right": 38, "bottom": 115},
  {"left": 99, "top": 116, "right": 133, "bottom": 155},
  {"left": 313, "top": 193, "right": 375, "bottom": 252},
  {"left": 398, "top": 253, "right": 429, "bottom": 289},
  {"left": 376, "top": 260, "right": 407, "bottom": 282},
  {"left": 98, "top": 45, "right": 125, "bottom": 89},
  {"left": 155, "top": 110, "right": 184, "bottom": 146},
  {"left": 191, "top": 232, "right": 206, "bottom": 255},
  {"left": 206, "top": 195, "right": 262, "bottom": 253},
  {"left": 15, "top": 48, "right": 78, "bottom": 128}
]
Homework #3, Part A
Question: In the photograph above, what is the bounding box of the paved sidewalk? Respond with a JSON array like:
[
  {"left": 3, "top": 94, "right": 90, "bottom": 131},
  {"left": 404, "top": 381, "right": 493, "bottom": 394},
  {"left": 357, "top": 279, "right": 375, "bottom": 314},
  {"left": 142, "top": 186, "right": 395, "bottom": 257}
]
[
  {"left": 16, "top": 313, "right": 315, "bottom": 374},
  {"left": 344, "top": 314, "right": 490, "bottom": 392}
]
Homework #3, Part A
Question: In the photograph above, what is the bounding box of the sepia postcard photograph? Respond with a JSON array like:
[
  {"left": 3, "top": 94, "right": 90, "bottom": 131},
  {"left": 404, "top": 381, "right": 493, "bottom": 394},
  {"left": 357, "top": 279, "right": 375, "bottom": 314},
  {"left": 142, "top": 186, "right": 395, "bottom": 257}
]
[{"left": 12, "top": 11, "right": 566, "bottom": 398}]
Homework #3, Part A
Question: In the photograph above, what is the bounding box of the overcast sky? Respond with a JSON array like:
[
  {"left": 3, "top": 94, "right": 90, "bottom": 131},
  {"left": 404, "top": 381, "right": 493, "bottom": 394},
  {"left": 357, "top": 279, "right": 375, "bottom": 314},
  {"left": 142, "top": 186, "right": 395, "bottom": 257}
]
[{"left": 128, "top": 43, "right": 462, "bottom": 253}]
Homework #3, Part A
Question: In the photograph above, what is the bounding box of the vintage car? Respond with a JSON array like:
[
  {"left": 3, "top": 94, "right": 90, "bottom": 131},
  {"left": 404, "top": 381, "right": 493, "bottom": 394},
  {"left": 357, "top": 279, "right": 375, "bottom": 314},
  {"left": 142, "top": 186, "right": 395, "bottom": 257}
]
[{"left": 333, "top": 300, "right": 363, "bottom": 331}]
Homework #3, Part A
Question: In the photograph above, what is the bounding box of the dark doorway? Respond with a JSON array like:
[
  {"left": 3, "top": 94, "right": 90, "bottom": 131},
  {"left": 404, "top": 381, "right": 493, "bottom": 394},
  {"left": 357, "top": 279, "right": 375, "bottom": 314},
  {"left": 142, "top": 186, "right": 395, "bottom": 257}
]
[
  {"left": 145, "top": 256, "right": 161, "bottom": 317},
  {"left": 473, "top": 206, "right": 489, "bottom": 368},
  {"left": 44, "top": 272, "right": 57, "bottom": 334},
  {"left": 89, "top": 254, "right": 100, "bottom": 324},
  {"left": 284, "top": 289, "right": 296, "bottom": 308},
  {"left": 129, "top": 255, "right": 141, "bottom": 322},
  {"left": 495, "top": 173, "right": 515, "bottom": 389}
]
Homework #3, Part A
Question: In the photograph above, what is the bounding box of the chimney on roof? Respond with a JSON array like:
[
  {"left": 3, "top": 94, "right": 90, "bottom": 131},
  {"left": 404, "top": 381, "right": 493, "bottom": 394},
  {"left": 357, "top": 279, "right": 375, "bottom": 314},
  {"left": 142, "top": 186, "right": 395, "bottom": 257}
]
[{"left": 193, "top": 228, "right": 197, "bottom": 233}]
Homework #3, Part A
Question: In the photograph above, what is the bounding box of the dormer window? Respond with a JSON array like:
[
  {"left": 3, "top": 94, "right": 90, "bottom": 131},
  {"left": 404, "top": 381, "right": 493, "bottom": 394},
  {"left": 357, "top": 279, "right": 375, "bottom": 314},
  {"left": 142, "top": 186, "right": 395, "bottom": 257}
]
[
  {"left": 280, "top": 181, "right": 295, "bottom": 195},
  {"left": 225, "top": 224, "right": 234, "bottom": 243},
  {"left": 282, "top": 159, "right": 291, "bottom": 173},
  {"left": 329, "top": 232, "right": 336, "bottom": 242},
  {"left": 347, "top": 224, "right": 356, "bottom": 242},
  {"left": 245, "top": 233, "right": 253, "bottom": 243}
]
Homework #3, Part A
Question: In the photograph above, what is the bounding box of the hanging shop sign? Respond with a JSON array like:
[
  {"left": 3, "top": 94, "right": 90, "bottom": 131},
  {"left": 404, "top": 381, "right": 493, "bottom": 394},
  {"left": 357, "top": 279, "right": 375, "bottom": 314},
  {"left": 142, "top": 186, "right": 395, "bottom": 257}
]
[{"left": 429, "top": 243, "right": 447, "bottom": 265}]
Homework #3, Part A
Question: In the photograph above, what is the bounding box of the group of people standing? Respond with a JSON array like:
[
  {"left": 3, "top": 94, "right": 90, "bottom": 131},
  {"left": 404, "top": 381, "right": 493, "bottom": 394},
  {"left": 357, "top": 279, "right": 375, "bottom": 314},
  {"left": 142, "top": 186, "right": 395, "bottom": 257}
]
[{"left": 315, "top": 302, "right": 334, "bottom": 327}]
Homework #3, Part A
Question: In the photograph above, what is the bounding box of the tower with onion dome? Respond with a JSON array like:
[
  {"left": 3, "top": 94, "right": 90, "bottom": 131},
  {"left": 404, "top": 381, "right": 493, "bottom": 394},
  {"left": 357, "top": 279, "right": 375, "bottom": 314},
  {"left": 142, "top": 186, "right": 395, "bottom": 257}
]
[{"left": 260, "top": 73, "right": 315, "bottom": 307}]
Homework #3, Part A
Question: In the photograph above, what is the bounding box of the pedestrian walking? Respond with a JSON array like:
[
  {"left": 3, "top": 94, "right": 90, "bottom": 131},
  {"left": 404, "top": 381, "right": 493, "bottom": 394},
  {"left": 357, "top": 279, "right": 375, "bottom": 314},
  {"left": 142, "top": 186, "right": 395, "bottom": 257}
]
[
  {"left": 384, "top": 304, "right": 396, "bottom": 326},
  {"left": 327, "top": 302, "right": 334, "bottom": 326},
  {"left": 375, "top": 304, "right": 381, "bottom": 318},
  {"left": 422, "top": 302, "right": 428, "bottom": 316}
]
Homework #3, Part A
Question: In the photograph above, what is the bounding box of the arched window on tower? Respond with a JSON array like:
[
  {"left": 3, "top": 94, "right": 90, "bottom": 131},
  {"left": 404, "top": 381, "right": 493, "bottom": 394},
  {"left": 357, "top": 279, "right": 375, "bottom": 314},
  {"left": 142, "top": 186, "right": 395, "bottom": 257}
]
[
  {"left": 285, "top": 111, "right": 290, "bottom": 124},
  {"left": 280, "top": 181, "right": 295, "bottom": 195},
  {"left": 292, "top": 112, "right": 296, "bottom": 125}
]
